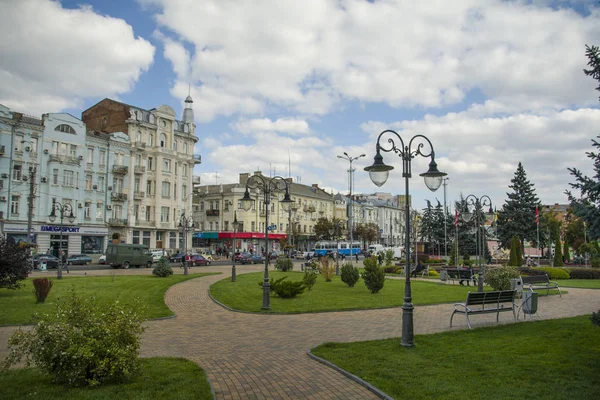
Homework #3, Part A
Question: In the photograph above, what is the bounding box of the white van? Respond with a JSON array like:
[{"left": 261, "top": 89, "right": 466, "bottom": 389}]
[
  {"left": 151, "top": 250, "right": 169, "bottom": 263},
  {"left": 368, "top": 244, "right": 385, "bottom": 254}
]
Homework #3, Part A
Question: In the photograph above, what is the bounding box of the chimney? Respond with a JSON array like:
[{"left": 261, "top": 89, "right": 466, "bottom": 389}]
[{"left": 312, "top": 184, "right": 319, "bottom": 189}]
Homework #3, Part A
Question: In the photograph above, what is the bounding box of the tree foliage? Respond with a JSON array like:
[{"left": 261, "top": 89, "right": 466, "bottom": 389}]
[
  {"left": 361, "top": 256, "right": 385, "bottom": 294},
  {"left": 355, "top": 223, "right": 379, "bottom": 246},
  {"left": 496, "top": 162, "right": 540, "bottom": 250},
  {"left": 0, "top": 237, "right": 32, "bottom": 290}
]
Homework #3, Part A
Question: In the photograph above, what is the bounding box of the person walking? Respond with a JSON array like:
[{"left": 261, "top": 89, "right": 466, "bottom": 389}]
[{"left": 377, "top": 252, "right": 383, "bottom": 265}]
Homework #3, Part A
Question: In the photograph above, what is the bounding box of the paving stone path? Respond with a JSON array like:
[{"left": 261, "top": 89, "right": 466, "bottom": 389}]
[{"left": 2, "top": 265, "right": 600, "bottom": 399}]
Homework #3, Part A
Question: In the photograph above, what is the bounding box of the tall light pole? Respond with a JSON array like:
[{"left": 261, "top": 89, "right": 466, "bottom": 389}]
[
  {"left": 460, "top": 194, "right": 493, "bottom": 292},
  {"left": 231, "top": 211, "right": 239, "bottom": 282},
  {"left": 365, "top": 130, "right": 446, "bottom": 347},
  {"left": 338, "top": 152, "right": 365, "bottom": 262},
  {"left": 443, "top": 177, "right": 449, "bottom": 257},
  {"left": 241, "top": 174, "right": 293, "bottom": 310},
  {"left": 179, "top": 213, "right": 195, "bottom": 276},
  {"left": 48, "top": 198, "right": 75, "bottom": 279}
]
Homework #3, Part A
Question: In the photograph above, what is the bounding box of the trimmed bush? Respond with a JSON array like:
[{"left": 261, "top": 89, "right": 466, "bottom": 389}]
[
  {"left": 484, "top": 266, "right": 520, "bottom": 291},
  {"left": 275, "top": 257, "right": 294, "bottom": 272},
  {"left": 340, "top": 263, "right": 360, "bottom": 287},
  {"left": 302, "top": 269, "right": 318, "bottom": 290},
  {"left": 531, "top": 267, "right": 571, "bottom": 280},
  {"left": 152, "top": 258, "right": 173, "bottom": 277},
  {"left": 592, "top": 256, "right": 600, "bottom": 268},
  {"left": 569, "top": 268, "right": 600, "bottom": 279},
  {"left": 383, "top": 266, "right": 397, "bottom": 274},
  {"left": 318, "top": 257, "right": 336, "bottom": 282},
  {"left": 32, "top": 278, "right": 53, "bottom": 303},
  {"left": 362, "top": 256, "right": 385, "bottom": 294},
  {"left": 427, "top": 269, "right": 440, "bottom": 278},
  {"left": 3, "top": 290, "right": 145, "bottom": 387},
  {"left": 266, "top": 276, "right": 305, "bottom": 298},
  {"left": 519, "top": 267, "right": 547, "bottom": 276}
]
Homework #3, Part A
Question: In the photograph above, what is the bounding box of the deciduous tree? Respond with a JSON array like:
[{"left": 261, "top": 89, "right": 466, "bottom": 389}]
[{"left": 0, "top": 237, "right": 32, "bottom": 290}]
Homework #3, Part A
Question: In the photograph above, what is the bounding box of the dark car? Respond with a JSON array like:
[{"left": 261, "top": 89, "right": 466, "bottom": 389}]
[
  {"left": 169, "top": 252, "right": 186, "bottom": 263},
  {"left": 234, "top": 252, "right": 251, "bottom": 262},
  {"left": 33, "top": 254, "right": 60, "bottom": 269},
  {"left": 190, "top": 254, "right": 211, "bottom": 266},
  {"left": 240, "top": 254, "right": 265, "bottom": 264},
  {"left": 66, "top": 254, "right": 92, "bottom": 265}
]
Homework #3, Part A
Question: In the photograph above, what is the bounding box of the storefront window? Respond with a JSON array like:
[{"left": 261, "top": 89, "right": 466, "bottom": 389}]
[
  {"left": 132, "top": 230, "right": 140, "bottom": 245},
  {"left": 170, "top": 232, "right": 176, "bottom": 249},
  {"left": 143, "top": 231, "right": 151, "bottom": 247},
  {"left": 81, "top": 236, "right": 104, "bottom": 254}
]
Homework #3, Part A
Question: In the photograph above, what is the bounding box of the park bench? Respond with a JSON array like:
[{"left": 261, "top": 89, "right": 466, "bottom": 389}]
[
  {"left": 521, "top": 274, "right": 562, "bottom": 297},
  {"left": 443, "top": 268, "right": 477, "bottom": 286},
  {"left": 450, "top": 290, "right": 517, "bottom": 329}
]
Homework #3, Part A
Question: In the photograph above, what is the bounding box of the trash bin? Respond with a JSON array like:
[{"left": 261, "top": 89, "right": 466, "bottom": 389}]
[
  {"left": 510, "top": 278, "right": 523, "bottom": 297},
  {"left": 522, "top": 291, "right": 538, "bottom": 317},
  {"left": 39, "top": 261, "right": 47, "bottom": 271},
  {"left": 440, "top": 269, "right": 448, "bottom": 282}
]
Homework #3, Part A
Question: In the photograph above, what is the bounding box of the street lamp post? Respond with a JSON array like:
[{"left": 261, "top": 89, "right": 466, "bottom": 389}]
[
  {"left": 338, "top": 152, "right": 365, "bottom": 262},
  {"left": 231, "top": 211, "right": 239, "bottom": 282},
  {"left": 178, "top": 213, "right": 195, "bottom": 276},
  {"left": 443, "top": 177, "right": 449, "bottom": 257},
  {"left": 460, "top": 194, "right": 493, "bottom": 292},
  {"left": 365, "top": 130, "right": 446, "bottom": 347},
  {"left": 329, "top": 220, "right": 345, "bottom": 276},
  {"left": 48, "top": 198, "right": 75, "bottom": 280},
  {"left": 544, "top": 229, "right": 552, "bottom": 267},
  {"left": 240, "top": 174, "right": 293, "bottom": 310}
]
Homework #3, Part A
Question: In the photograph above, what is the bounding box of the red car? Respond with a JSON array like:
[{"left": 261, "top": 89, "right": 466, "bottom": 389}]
[{"left": 190, "top": 254, "right": 211, "bottom": 266}]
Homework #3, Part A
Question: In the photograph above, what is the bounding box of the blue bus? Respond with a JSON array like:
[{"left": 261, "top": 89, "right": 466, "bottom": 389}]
[{"left": 314, "top": 241, "right": 361, "bottom": 257}]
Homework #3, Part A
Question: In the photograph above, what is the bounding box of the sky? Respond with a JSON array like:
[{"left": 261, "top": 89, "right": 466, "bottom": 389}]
[{"left": 1, "top": 0, "right": 600, "bottom": 213}]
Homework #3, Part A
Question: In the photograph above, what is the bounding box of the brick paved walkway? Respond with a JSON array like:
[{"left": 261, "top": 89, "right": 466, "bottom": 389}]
[{"left": 2, "top": 265, "right": 600, "bottom": 399}]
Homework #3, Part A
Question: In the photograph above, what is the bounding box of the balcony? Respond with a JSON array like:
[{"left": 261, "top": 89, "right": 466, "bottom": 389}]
[
  {"left": 134, "top": 141, "right": 147, "bottom": 149},
  {"left": 206, "top": 209, "right": 220, "bottom": 217},
  {"left": 134, "top": 219, "right": 155, "bottom": 227},
  {"left": 48, "top": 154, "right": 81, "bottom": 166},
  {"left": 193, "top": 154, "right": 202, "bottom": 164},
  {"left": 108, "top": 218, "right": 127, "bottom": 226},
  {"left": 111, "top": 192, "right": 127, "bottom": 201},
  {"left": 134, "top": 165, "right": 146, "bottom": 174},
  {"left": 146, "top": 192, "right": 154, "bottom": 198},
  {"left": 112, "top": 165, "right": 128, "bottom": 174},
  {"left": 192, "top": 175, "right": 201, "bottom": 185},
  {"left": 134, "top": 191, "right": 145, "bottom": 199}
]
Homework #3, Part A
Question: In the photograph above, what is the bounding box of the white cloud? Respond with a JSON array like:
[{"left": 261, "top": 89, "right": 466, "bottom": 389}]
[
  {"left": 0, "top": 0, "right": 155, "bottom": 115},
  {"left": 232, "top": 118, "right": 310, "bottom": 135}
]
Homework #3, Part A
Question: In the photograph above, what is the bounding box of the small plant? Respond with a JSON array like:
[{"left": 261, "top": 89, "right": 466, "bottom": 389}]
[
  {"left": 275, "top": 257, "right": 294, "bottom": 272},
  {"left": 260, "top": 276, "right": 305, "bottom": 298},
  {"left": 32, "top": 278, "right": 53, "bottom": 303},
  {"left": 484, "top": 266, "right": 520, "bottom": 291},
  {"left": 591, "top": 310, "right": 600, "bottom": 327},
  {"left": 152, "top": 257, "right": 173, "bottom": 277},
  {"left": 3, "top": 290, "right": 145, "bottom": 387},
  {"left": 302, "top": 269, "right": 318, "bottom": 290},
  {"left": 362, "top": 256, "right": 385, "bottom": 293},
  {"left": 340, "top": 263, "right": 360, "bottom": 287},
  {"left": 318, "top": 257, "right": 336, "bottom": 282},
  {"left": 384, "top": 249, "right": 394, "bottom": 267}
]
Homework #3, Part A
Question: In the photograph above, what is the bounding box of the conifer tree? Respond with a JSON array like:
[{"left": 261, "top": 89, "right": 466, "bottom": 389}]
[{"left": 515, "top": 237, "right": 523, "bottom": 266}]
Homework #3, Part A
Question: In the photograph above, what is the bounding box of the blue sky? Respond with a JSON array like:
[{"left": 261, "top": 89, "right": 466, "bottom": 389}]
[{"left": 1, "top": 0, "right": 600, "bottom": 212}]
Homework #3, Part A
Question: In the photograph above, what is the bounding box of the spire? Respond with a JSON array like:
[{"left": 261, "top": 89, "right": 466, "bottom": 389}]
[{"left": 182, "top": 85, "right": 194, "bottom": 124}]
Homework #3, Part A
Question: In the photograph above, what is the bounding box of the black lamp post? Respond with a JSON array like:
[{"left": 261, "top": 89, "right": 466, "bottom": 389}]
[
  {"left": 460, "top": 194, "right": 493, "bottom": 292},
  {"left": 48, "top": 198, "right": 75, "bottom": 279},
  {"left": 178, "top": 213, "right": 195, "bottom": 276},
  {"left": 231, "top": 211, "right": 239, "bottom": 282},
  {"left": 544, "top": 229, "right": 552, "bottom": 267},
  {"left": 365, "top": 130, "right": 446, "bottom": 347},
  {"left": 329, "top": 220, "right": 345, "bottom": 276},
  {"left": 338, "top": 152, "right": 365, "bottom": 262},
  {"left": 240, "top": 174, "right": 293, "bottom": 310}
]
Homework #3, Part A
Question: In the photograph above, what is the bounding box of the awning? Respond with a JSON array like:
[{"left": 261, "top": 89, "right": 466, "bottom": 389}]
[
  {"left": 218, "top": 232, "right": 287, "bottom": 240},
  {"left": 192, "top": 231, "right": 219, "bottom": 239}
]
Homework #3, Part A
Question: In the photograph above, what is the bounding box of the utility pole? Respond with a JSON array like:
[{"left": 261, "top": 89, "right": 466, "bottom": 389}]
[{"left": 26, "top": 166, "right": 36, "bottom": 246}]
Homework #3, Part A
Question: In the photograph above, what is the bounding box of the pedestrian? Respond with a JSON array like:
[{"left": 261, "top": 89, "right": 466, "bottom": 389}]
[
  {"left": 377, "top": 252, "right": 383, "bottom": 265},
  {"left": 355, "top": 252, "right": 359, "bottom": 262},
  {"left": 61, "top": 250, "right": 69, "bottom": 274}
]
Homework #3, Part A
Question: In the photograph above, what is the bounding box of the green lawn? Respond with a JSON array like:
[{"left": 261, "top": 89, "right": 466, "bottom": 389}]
[
  {"left": 0, "top": 357, "right": 213, "bottom": 400},
  {"left": 558, "top": 279, "right": 600, "bottom": 289},
  {"left": 312, "top": 316, "right": 600, "bottom": 400},
  {"left": 0, "top": 273, "right": 216, "bottom": 325},
  {"left": 210, "top": 271, "right": 491, "bottom": 313}
]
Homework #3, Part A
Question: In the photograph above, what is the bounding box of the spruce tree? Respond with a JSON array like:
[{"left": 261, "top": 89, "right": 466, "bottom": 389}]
[
  {"left": 496, "top": 163, "right": 540, "bottom": 251},
  {"left": 454, "top": 195, "right": 477, "bottom": 258},
  {"left": 515, "top": 237, "right": 523, "bottom": 266}
]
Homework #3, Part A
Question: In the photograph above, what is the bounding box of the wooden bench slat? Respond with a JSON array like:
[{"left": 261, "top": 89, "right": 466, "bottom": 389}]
[{"left": 450, "top": 290, "right": 517, "bottom": 329}]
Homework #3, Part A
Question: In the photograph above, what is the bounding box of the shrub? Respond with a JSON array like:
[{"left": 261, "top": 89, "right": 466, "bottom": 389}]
[
  {"left": 569, "top": 268, "right": 600, "bottom": 279},
  {"left": 427, "top": 269, "right": 440, "bottom": 278},
  {"left": 362, "top": 256, "right": 385, "bottom": 294},
  {"left": 383, "top": 266, "right": 397, "bottom": 274},
  {"left": 32, "top": 278, "right": 53, "bottom": 303},
  {"left": 591, "top": 310, "right": 600, "bottom": 327},
  {"left": 152, "top": 257, "right": 173, "bottom": 277},
  {"left": 318, "top": 257, "right": 336, "bottom": 282},
  {"left": 267, "top": 276, "right": 305, "bottom": 298},
  {"left": 592, "top": 256, "right": 600, "bottom": 268},
  {"left": 340, "top": 263, "right": 360, "bottom": 287},
  {"left": 0, "top": 236, "right": 32, "bottom": 290},
  {"left": 302, "top": 269, "right": 318, "bottom": 290},
  {"left": 484, "top": 266, "right": 520, "bottom": 291},
  {"left": 3, "top": 290, "right": 145, "bottom": 386},
  {"left": 531, "top": 267, "right": 571, "bottom": 280},
  {"left": 384, "top": 249, "right": 394, "bottom": 267},
  {"left": 275, "top": 257, "right": 294, "bottom": 272}
]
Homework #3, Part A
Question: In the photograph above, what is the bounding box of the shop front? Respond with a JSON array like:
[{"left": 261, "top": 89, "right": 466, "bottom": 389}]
[{"left": 218, "top": 232, "right": 287, "bottom": 255}]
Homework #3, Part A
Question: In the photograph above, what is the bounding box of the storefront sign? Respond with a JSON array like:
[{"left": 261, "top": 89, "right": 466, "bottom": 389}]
[{"left": 41, "top": 226, "right": 81, "bottom": 233}]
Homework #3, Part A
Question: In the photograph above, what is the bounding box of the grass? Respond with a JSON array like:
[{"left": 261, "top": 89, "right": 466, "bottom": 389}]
[
  {"left": 558, "top": 279, "right": 600, "bottom": 289},
  {"left": 0, "top": 357, "right": 213, "bottom": 400},
  {"left": 210, "top": 271, "right": 496, "bottom": 313},
  {"left": 312, "top": 316, "right": 600, "bottom": 400},
  {"left": 0, "top": 273, "right": 216, "bottom": 325}
]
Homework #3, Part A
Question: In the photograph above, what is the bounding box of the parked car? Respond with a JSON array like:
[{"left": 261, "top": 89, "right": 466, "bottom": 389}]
[
  {"left": 66, "top": 254, "right": 93, "bottom": 265},
  {"left": 190, "top": 254, "right": 211, "bottom": 266},
  {"left": 151, "top": 250, "right": 169, "bottom": 263},
  {"left": 98, "top": 254, "right": 106, "bottom": 264},
  {"left": 33, "top": 254, "right": 60, "bottom": 269},
  {"left": 294, "top": 251, "right": 307, "bottom": 260},
  {"left": 169, "top": 252, "right": 186, "bottom": 263},
  {"left": 234, "top": 252, "right": 251, "bottom": 262},
  {"left": 240, "top": 254, "right": 265, "bottom": 264},
  {"left": 201, "top": 253, "right": 214, "bottom": 261}
]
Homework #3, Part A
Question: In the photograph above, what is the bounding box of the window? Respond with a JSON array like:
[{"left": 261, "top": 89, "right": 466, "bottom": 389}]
[
  {"left": 134, "top": 178, "right": 140, "bottom": 193},
  {"left": 59, "top": 143, "right": 68, "bottom": 155},
  {"left": 63, "top": 170, "right": 74, "bottom": 186},
  {"left": 209, "top": 222, "right": 213, "bottom": 230},
  {"left": 209, "top": 201, "right": 213, "bottom": 210},
  {"left": 99, "top": 150, "right": 106, "bottom": 167},
  {"left": 52, "top": 141, "right": 59, "bottom": 155},
  {"left": 182, "top": 185, "right": 187, "bottom": 199},
  {"left": 169, "top": 232, "right": 177, "bottom": 249},
  {"left": 251, "top": 221, "right": 255, "bottom": 231},
  {"left": 148, "top": 134, "right": 154, "bottom": 147},
  {"left": 96, "top": 203, "right": 103, "bottom": 219},
  {"left": 12, "top": 164, "right": 22, "bottom": 180},
  {"left": 113, "top": 177, "right": 123, "bottom": 193},
  {"left": 52, "top": 169, "right": 58, "bottom": 184},
  {"left": 173, "top": 140, "right": 178, "bottom": 151},
  {"left": 112, "top": 204, "right": 122, "bottom": 219},
  {"left": 143, "top": 231, "right": 151, "bottom": 246},
  {"left": 134, "top": 205, "right": 139, "bottom": 220},
  {"left": 182, "top": 163, "right": 187, "bottom": 177},
  {"left": 200, "top": 201, "right": 204, "bottom": 211},
  {"left": 160, "top": 206, "right": 169, "bottom": 222},
  {"left": 145, "top": 206, "right": 151, "bottom": 221},
  {"left": 132, "top": 230, "right": 140, "bottom": 245},
  {"left": 69, "top": 144, "right": 77, "bottom": 158},
  {"left": 87, "top": 148, "right": 93, "bottom": 164},
  {"left": 215, "top": 201, "right": 220, "bottom": 210},
  {"left": 174, "top": 162, "right": 178, "bottom": 175},
  {"left": 214, "top": 222, "right": 218, "bottom": 231},
  {"left": 136, "top": 131, "right": 142, "bottom": 143},
  {"left": 10, "top": 195, "right": 20, "bottom": 214},
  {"left": 174, "top": 183, "right": 177, "bottom": 200},
  {"left": 225, "top": 221, "right": 229, "bottom": 231},
  {"left": 160, "top": 133, "right": 167, "bottom": 148},
  {"left": 85, "top": 175, "right": 92, "bottom": 190},
  {"left": 55, "top": 124, "right": 76, "bottom": 134},
  {"left": 147, "top": 156, "right": 154, "bottom": 170},
  {"left": 136, "top": 154, "right": 141, "bottom": 166},
  {"left": 15, "top": 136, "right": 23, "bottom": 151},
  {"left": 98, "top": 176, "right": 105, "bottom": 191},
  {"left": 163, "top": 158, "right": 171, "bottom": 172},
  {"left": 84, "top": 202, "right": 91, "bottom": 219},
  {"left": 161, "top": 181, "right": 170, "bottom": 197},
  {"left": 146, "top": 180, "right": 153, "bottom": 195},
  {"left": 183, "top": 142, "right": 188, "bottom": 154}
]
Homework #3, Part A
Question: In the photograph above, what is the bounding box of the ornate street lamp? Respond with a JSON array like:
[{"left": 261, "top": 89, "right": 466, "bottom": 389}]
[
  {"left": 48, "top": 198, "right": 76, "bottom": 279},
  {"left": 178, "top": 213, "right": 195, "bottom": 276},
  {"left": 329, "top": 220, "right": 345, "bottom": 276},
  {"left": 240, "top": 174, "right": 293, "bottom": 310},
  {"left": 365, "top": 130, "right": 446, "bottom": 347},
  {"left": 231, "top": 211, "right": 240, "bottom": 282},
  {"left": 338, "top": 152, "right": 365, "bottom": 262},
  {"left": 460, "top": 194, "right": 493, "bottom": 292}
]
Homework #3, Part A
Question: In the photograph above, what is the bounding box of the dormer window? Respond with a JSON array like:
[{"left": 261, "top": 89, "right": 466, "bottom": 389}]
[
  {"left": 55, "top": 124, "right": 76, "bottom": 134},
  {"left": 160, "top": 133, "right": 167, "bottom": 148}
]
